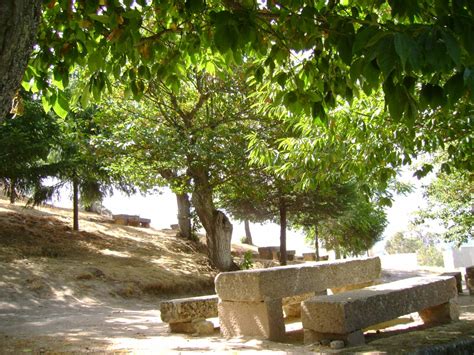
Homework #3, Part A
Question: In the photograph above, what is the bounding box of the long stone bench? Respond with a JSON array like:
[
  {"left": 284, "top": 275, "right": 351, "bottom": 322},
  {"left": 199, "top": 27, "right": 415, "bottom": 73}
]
[
  {"left": 160, "top": 295, "right": 218, "bottom": 334},
  {"left": 302, "top": 275, "right": 459, "bottom": 346},
  {"left": 215, "top": 256, "right": 381, "bottom": 340}
]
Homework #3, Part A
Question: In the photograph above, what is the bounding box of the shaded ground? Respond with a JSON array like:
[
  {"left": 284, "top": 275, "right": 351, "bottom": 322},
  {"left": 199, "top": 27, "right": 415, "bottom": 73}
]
[{"left": 0, "top": 198, "right": 473, "bottom": 353}]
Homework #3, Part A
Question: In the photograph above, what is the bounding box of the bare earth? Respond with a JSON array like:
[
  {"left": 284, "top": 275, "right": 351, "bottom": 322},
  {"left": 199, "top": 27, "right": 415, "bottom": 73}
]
[{"left": 0, "top": 198, "right": 473, "bottom": 354}]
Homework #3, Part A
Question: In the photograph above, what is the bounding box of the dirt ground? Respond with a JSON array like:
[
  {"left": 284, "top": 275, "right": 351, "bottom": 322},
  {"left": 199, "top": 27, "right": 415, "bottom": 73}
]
[{"left": 0, "top": 198, "right": 473, "bottom": 354}]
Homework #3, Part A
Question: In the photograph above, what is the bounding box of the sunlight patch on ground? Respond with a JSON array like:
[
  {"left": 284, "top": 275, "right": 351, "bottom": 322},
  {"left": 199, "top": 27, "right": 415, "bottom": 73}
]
[{"left": 99, "top": 249, "right": 131, "bottom": 258}]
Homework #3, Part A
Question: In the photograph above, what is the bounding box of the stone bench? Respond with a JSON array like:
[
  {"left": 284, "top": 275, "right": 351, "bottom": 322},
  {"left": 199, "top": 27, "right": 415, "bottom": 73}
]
[
  {"left": 303, "top": 253, "right": 329, "bottom": 261},
  {"left": 139, "top": 218, "right": 151, "bottom": 228},
  {"left": 112, "top": 214, "right": 151, "bottom": 228},
  {"left": 441, "top": 271, "right": 463, "bottom": 293},
  {"left": 257, "top": 246, "right": 280, "bottom": 260},
  {"left": 215, "top": 256, "right": 381, "bottom": 340},
  {"left": 160, "top": 295, "right": 218, "bottom": 334},
  {"left": 302, "top": 275, "right": 459, "bottom": 346},
  {"left": 257, "top": 247, "right": 296, "bottom": 261}
]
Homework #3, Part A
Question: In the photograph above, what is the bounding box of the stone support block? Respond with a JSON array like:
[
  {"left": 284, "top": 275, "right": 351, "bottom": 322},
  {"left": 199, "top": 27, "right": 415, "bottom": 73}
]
[{"left": 218, "top": 298, "right": 285, "bottom": 341}]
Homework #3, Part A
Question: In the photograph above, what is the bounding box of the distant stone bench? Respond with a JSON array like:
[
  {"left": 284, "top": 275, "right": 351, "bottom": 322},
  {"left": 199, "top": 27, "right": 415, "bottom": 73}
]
[
  {"left": 257, "top": 246, "right": 295, "bottom": 261},
  {"left": 112, "top": 214, "right": 151, "bottom": 228},
  {"left": 139, "top": 218, "right": 151, "bottom": 228},
  {"left": 216, "top": 256, "right": 381, "bottom": 341},
  {"left": 302, "top": 253, "right": 329, "bottom": 261},
  {"left": 302, "top": 275, "right": 459, "bottom": 346},
  {"left": 257, "top": 246, "right": 279, "bottom": 260},
  {"left": 160, "top": 295, "right": 218, "bottom": 334}
]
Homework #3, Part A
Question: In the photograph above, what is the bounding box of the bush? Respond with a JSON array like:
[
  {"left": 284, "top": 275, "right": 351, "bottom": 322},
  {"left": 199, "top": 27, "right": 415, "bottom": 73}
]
[{"left": 240, "top": 250, "right": 254, "bottom": 270}]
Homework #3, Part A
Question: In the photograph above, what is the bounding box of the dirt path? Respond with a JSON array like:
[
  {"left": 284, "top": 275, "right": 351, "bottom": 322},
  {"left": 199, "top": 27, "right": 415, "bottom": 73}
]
[{"left": 1, "top": 268, "right": 473, "bottom": 354}]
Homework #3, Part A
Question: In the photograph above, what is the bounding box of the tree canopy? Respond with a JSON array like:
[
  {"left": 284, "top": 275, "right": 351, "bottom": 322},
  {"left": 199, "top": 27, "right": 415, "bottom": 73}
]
[{"left": 14, "top": 1, "right": 469, "bottom": 183}]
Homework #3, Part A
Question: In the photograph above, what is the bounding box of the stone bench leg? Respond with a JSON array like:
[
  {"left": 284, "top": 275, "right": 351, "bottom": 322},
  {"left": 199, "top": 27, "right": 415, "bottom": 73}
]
[
  {"left": 218, "top": 298, "right": 285, "bottom": 341},
  {"left": 419, "top": 299, "right": 459, "bottom": 325},
  {"left": 304, "top": 329, "right": 365, "bottom": 346}
]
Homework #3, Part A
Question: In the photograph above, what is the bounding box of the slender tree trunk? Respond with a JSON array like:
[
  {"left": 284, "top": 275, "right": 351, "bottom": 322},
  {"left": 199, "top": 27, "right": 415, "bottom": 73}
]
[
  {"left": 314, "top": 224, "right": 320, "bottom": 261},
  {"left": 242, "top": 219, "right": 253, "bottom": 245},
  {"left": 176, "top": 192, "right": 192, "bottom": 239},
  {"left": 190, "top": 167, "right": 237, "bottom": 271},
  {"left": 0, "top": 0, "right": 41, "bottom": 119},
  {"left": 9, "top": 178, "right": 16, "bottom": 204},
  {"left": 72, "top": 178, "right": 79, "bottom": 231},
  {"left": 279, "top": 198, "right": 287, "bottom": 266}
]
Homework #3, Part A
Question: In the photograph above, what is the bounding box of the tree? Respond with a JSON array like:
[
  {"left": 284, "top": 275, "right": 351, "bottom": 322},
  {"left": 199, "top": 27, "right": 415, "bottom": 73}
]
[
  {"left": 0, "top": 0, "right": 41, "bottom": 119},
  {"left": 385, "top": 232, "right": 423, "bottom": 254},
  {"left": 94, "top": 69, "right": 258, "bottom": 271},
  {"left": 413, "top": 169, "right": 473, "bottom": 246},
  {"left": 298, "top": 185, "right": 387, "bottom": 258},
  {"left": 0, "top": 92, "right": 60, "bottom": 203}
]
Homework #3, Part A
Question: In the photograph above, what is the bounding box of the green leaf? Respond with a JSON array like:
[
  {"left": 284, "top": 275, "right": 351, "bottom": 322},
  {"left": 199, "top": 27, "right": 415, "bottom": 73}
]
[
  {"left": 88, "top": 13, "right": 111, "bottom": 24},
  {"left": 80, "top": 85, "right": 91, "bottom": 108},
  {"left": 420, "top": 84, "right": 445, "bottom": 109},
  {"left": 53, "top": 94, "right": 69, "bottom": 118},
  {"left": 185, "top": 0, "right": 206, "bottom": 13},
  {"left": 362, "top": 60, "right": 379, "bottom": 89},
  {"left": 384, "top": 80, "right": 406, "bottom": 121},
  {"left": 376, "top": 37, "right": 397, "bottom": 78},
  {"left": 338, "top": 37, "right": 353, "bottom": 65},
  {"left": 41, "top": 95, "right": 52, "bottom": 113},
  {"left": 205, "top": 61, "right": 216, "bottom": 75},
  {"left": 444, "top": 72, "right": 464, "bottom": 106},
  {"left": 441, "top": 31, "right": 461, "bottom": 65},
  {"left": 353, "top": 26, "right": 379, "bottom": 54},
  {"left": 394, "top": 32, "right": 415, "bottom": 70}
]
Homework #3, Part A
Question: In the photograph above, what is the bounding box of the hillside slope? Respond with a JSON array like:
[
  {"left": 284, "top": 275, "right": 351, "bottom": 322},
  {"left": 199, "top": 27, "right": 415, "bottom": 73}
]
[{"left": 0, "top": 197, "right": 216, "bottom": 307}]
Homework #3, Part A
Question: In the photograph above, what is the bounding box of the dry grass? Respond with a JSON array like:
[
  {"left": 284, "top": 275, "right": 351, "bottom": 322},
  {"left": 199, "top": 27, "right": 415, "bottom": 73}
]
[{"left": 0, "top": 197, "right": 217, "bottom": 302}]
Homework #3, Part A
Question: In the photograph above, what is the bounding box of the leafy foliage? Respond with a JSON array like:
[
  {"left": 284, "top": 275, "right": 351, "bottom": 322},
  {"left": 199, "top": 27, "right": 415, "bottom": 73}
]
[
  {"left": 0, "top": 92, "right": 60, "bottom": 201},
  {"left": 385, "top": 231, "right": 423, "bottom": 254},
  {"left": 26, "top": 1, "right": 473, "bottom": 179},
  {"left": 417, "top": 244, "right": 444, "bottom": 267},
  {"left": 413, "top": 169, "right": 473, "bottom": 246}
]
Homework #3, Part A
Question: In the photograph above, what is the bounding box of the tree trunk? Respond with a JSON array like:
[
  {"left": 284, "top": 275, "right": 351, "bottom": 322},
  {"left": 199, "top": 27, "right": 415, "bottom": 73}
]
[
  {"left": 191, "top": 167, "right": 237, "bottom": 271},
  {"left": 0, "top": 0, "right": 41, "bottom": 119},
  {"left": 9, "top": 178, "right": 16, "bottom": 204},
  {"left": 314, "top": 224, "right": 320, "bottom": 261},
  {"left": 242, "top": 219, "right": 253, "bottom": 245},
  {"left": 72, "top": 178, "right": 79, "bottom": 231},
  {"left": 279, "top": 198, "right": 287, "bottom": 266},
  {"left": 176, "top": 192, "right": 192, "bottom": 239}
]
